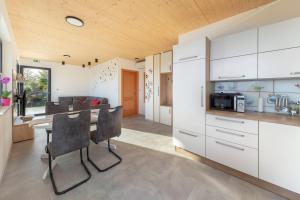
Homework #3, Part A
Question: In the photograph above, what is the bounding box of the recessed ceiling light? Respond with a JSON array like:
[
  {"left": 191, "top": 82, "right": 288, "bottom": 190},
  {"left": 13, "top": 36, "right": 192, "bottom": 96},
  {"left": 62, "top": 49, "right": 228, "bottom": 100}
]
[
  {"left": 65, "top": 16, "right": 84, "bottom": 27},
  {"left": 63, "top": 54, "right": 71, "bottom": 58}
]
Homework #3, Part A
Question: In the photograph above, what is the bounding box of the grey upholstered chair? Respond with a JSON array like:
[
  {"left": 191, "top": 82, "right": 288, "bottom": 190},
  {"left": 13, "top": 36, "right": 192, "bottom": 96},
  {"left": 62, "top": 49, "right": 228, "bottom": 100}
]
[
  {"left": 45, "top": 101, "right": 69, "bottom": 115},
  {"left": 87, "top": 106, "right": 122, "bottom": 172},
  {"left": 45, "top": 102, "right": 69, "bottom": 146},
  {"left": 46, "top": 110, "right": 91, "bottom": 195},
  {"left": 73, "top": 99, "right": 90, "bottom": 111}
]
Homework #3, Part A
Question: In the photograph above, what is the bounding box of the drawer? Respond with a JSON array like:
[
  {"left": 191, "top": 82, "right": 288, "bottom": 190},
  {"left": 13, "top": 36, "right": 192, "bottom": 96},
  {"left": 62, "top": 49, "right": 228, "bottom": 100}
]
[
  {"left": 206, "top": 136, "right": 258, "bottom": 177},
  {"left": 206, "top": 114, "right": 258, "bottom": 134},
  {"left": 173, "top": 128, "right": 205, "bottom": 157},
  {"left": 206, "top": 125, "right": 258, "bottom": 149}
]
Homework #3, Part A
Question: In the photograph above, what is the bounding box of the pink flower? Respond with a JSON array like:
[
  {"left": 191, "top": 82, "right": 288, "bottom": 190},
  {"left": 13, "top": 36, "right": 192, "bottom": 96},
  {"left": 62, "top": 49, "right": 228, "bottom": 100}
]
[{"left": 1, "top": 76, "right": 10, "bottom": 85}]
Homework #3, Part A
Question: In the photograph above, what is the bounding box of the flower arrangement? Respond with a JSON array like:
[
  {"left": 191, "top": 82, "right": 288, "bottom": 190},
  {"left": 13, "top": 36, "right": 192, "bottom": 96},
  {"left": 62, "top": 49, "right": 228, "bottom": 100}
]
[{"left": 0, "top": 75, "right": 11, "bottom": 106}]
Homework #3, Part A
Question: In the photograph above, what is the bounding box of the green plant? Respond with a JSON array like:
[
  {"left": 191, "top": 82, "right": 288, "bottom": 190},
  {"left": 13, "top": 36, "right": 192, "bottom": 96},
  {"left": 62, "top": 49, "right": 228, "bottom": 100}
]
[{"left": 2, "top": 90, "right": 11, "bottom": 98}]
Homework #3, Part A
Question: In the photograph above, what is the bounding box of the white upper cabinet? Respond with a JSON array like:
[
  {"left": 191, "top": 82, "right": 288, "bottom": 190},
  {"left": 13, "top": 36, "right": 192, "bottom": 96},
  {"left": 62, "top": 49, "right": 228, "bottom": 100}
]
[
  {"left": 211, "top": 29, "right": 258, "bottom": 60},
  {"left": 259, "top": 17, "right": 300, "bottom": 52},
  {"left": 173, "top": 39, "right": 207, "bottom": 63},
  {"left": 160, "top": 51, "right": 173, "bottom": 73},
  {"left": 259, "top": 122, "right": 300, "bottom": 194},
  {"left": 210, "top": 54, "right": 257, "bottom": 81},
  {"left": 258, "top": 47, "right": 300, "bottom": 79}
]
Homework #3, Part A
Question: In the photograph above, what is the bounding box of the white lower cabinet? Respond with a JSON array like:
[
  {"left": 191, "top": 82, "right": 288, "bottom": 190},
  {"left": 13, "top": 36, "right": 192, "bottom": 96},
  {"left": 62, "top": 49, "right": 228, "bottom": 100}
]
[
  {"left": 206, "top": 136, "right": 258, "bottom": 177},
  {"left": 173, "top": 128, "right": 205, "bottom": 157},
  {"left": 259, "top": 122, "right": 300, "bottom": 194},
  {"left": 160, "top": 106, "right": 172, "bottom": 126},
  {"left": 205, "top": 114, "right": 258, "bottom": 177}
]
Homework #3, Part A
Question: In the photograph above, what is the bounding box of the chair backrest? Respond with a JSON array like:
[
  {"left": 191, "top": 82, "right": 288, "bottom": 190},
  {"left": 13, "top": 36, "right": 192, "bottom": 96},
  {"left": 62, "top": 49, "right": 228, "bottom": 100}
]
[
  {"left": 51, "top": 110, "right": 91, "bottom": 158},
  {"left": 46, "top": 102, "right": 69, "bottom": 115},
  {"left": 58, "top": 97, "right": 73, "bottom": 106},
  {"left": 93, "top": 106, "right": 122, "bottom": 143},
  {"left": 73, "top": 99, "right": 90, "bottom": 111}
]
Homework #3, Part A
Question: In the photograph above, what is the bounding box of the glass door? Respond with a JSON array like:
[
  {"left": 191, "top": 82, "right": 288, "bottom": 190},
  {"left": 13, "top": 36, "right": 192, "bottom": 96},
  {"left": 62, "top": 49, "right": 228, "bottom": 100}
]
[{"left": 21, "top": 66, "right": 51, "bottom": 116}]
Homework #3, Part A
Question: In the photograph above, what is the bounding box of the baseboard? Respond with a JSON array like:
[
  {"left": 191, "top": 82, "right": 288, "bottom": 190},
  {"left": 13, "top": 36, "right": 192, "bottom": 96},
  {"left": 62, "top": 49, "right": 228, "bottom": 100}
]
[{"left": 175, "top": 147, "right": 300, "bottom": 200}]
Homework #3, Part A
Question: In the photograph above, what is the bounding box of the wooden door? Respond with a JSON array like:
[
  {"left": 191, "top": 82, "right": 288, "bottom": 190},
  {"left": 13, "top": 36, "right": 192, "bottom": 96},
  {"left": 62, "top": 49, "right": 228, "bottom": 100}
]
[{"left": 122, "top": 69, "right": 138, "bottom": 117}]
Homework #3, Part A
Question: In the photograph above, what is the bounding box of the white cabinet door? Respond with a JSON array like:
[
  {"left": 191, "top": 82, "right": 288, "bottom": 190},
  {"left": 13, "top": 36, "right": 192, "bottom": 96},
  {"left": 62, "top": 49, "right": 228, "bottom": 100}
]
[
  {"left": 259, "top": 122, "right": 300, "bottom": 194},
  {"left": 145, "top": 55, "right": 154, "bottom": 121},
  {"left": 173, "top": 59, "right": 206, "bottom": 135},
  {"left": 259, "top": 17, "right": 300, "bottom": 52},
  {"left": 211, "top": 28, "right": 258, "bottom": 60},
  {"left": 161, "top": 51, "right": 173, "bottom": 73},
  {"left": 206, "top": 136, "right": 258, "bottom": 177},
  {"left": 153, "top": 54, "right": 160, "bottom": 122},
  {"left": 173, "top": 128, "right": 205, "bottom": 156},
  {"left": 210, "top": 54, "right": 257, "bottom": 81},
  {"left": 258, "top": 47, "right": 300, "bottom": 79},
  {"left": 160, "top": 106, "right": 172, "bottom": 126},
  {"left": 173, "top": 39, "right": 207, "bottom": 63}
]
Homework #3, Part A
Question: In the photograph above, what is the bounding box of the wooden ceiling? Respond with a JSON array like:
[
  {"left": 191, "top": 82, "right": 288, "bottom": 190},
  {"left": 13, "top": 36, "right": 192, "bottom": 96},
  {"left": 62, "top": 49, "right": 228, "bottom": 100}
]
[{"left": 6, "top": 0, "right": 273, "bottom": 66}]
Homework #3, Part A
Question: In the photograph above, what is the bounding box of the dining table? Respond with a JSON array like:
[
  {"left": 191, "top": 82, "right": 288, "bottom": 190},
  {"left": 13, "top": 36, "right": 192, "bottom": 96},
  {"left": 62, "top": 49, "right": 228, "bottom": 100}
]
[{"left": 27, "top": 108, "right": 117, "bottom": 180}]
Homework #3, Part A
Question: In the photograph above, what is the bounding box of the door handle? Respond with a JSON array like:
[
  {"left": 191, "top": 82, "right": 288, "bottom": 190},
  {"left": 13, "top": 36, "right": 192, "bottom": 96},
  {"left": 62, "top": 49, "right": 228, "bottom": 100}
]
[
  {"left": 290, "top": 72, "right": 300, "bottom": 75},
  {"left": 215, "top": 117, "right": 245, "bottom": 124},
  {"left": 216, "top": 129, "right": 245, "bottom": 137},
  {"left": 215, "top": 141, "right": 244, "bottom": 151},
  {"left": 218, "top": 75, "right": 246, "bottom": 79},
  {"left": 179, "top": 130, "right": 198, "bottom": 137},
  {"left": 179, "top": 56, "right": 198, "bottom": 61},
  {"left": 201, "top": 86, "right": 204, "bottom": 107}
]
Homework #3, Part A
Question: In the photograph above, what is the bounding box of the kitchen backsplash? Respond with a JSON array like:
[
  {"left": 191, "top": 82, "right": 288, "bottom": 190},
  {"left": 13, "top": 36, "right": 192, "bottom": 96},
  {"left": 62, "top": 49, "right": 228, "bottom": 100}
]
[{"left": 212, "top": 79, "right": 300, "bottom": 114}]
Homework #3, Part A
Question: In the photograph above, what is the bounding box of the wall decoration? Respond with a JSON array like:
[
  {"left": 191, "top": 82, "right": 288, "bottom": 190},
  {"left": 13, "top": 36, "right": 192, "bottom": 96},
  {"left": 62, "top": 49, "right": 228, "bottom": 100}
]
[
  {"left": 145, "top": 68, "right": 153, "bottom": 102},
  {"left": 97, "top": 60, "right": 118, "bottom": 83}
]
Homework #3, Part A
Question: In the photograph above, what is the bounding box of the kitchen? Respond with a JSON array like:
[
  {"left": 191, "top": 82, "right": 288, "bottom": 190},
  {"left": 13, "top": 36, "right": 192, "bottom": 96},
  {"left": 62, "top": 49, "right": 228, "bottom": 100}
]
[{"left": 172, "top": 16, "right": 300, "bottom": 199}]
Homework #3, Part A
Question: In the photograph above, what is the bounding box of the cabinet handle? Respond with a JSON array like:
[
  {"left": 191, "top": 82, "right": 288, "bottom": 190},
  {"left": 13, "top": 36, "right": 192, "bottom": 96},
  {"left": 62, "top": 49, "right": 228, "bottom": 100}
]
[
  {"left": 216, "top": 129, "right": 245, "bottom": 137},
  {"left": 215, "top": 117, "right": 245, "bottom": 124},
  {"left": 201, "top": 86, "right": 204, "bottom": 107},
  {"left": 179, "top": 130, "right": 198, "bottom": 137},
  {"left": 218, "top": 75, "right": 246, "bottom": 79},
  {"left": 179, "top": 56, "right": 198, "bottom": 61},
  {"left": 215, "top": 141, "right": 244, "bottom": 151},
  {"left": 290, "top": 72, "right": 300, "bottom": 75},
  {"left": 158, "top": 86, "right": 160, "bottom": 96}
]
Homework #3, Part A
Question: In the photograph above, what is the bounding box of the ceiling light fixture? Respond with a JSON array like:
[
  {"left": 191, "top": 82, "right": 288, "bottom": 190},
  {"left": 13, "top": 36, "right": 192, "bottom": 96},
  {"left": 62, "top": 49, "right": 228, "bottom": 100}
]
[
  {"left": 63, "top": 54, "right": 71, "bottom": 58},
  {"left": 95, "top": 58, "right": 98, "bottom": 63},
  {"left": 82, "top": 64, "right": 85, "bottom": 68},
  {"left": 88, "top": 62, "right": 91, "bottom": 66},
  {"left": 65, "top": 16, "right": 84, "bottom": 27},
  {"left": 62, "top": 61, "right": 65, "bottom": 65}
]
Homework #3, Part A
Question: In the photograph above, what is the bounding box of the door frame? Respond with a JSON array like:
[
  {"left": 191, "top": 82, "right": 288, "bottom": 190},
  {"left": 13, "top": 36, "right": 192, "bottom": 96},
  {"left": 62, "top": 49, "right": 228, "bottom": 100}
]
[
  {"left": 121, "top": 69, "right": 139, "bottom": 117},
  {"left": 20, "top": 65, "right": 51, "bottom": 116}
]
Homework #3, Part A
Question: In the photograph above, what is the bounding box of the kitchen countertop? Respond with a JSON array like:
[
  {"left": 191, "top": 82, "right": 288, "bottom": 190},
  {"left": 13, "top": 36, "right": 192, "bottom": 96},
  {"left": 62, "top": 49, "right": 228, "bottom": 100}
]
[{"left": 206, "top": 110, "right": 300, "bottom": 127}]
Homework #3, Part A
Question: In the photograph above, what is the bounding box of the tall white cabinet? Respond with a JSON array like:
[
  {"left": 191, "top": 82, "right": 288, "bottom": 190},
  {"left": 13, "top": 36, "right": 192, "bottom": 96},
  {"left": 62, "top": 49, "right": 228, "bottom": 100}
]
[
  {"left": 153, "top": 54, "right": 160, "bottom": 122},
  {"left": 172, "top": 38, "right": 209, "bottom": 156}
]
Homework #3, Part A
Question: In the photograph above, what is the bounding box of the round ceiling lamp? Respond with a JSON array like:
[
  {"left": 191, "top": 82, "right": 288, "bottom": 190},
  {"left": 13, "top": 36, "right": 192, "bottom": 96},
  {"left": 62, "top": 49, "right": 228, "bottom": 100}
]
[{"left": 65, "top": 16, "right": 84, "bottom": 27}]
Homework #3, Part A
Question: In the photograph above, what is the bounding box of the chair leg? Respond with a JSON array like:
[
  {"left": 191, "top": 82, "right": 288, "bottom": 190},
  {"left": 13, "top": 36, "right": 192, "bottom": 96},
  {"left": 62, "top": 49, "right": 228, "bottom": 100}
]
[
  {"left": 87, "top": 139, "right": 122, "bottom": 172},
  {"left": 48, "top": 149, "right": 91, "bottom": 195}
]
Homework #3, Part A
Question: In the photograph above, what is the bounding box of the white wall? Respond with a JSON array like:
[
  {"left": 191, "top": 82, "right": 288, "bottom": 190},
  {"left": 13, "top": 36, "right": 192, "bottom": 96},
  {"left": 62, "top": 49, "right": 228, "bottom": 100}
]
[
  {"left": 20, "top": 58, "right": 92, "bottom": 102},
  {"left": 0, "top": 0, "right": 18, "bottom": 183},
  {"left": 179, "top": 0, "right": 300, "bottom": 44},
  {"left": 89, "top": 58, "right": 120, "bottom": 107},
  {"left": 90, "top": 57, "right": 145, "bottom": 114}
]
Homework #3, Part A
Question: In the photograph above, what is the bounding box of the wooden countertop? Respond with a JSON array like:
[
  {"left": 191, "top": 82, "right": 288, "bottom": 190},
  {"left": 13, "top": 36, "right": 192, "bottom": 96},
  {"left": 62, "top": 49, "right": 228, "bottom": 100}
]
[{"left": 206, "top": 110, "right": 300, "bottom": 127}]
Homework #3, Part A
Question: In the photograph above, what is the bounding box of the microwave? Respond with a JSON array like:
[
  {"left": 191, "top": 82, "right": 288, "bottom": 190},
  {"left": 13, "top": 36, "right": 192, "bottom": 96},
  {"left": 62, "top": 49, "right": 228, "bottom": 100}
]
[{"left": 210, "top": 93, "right": 241, "bottom": 111}]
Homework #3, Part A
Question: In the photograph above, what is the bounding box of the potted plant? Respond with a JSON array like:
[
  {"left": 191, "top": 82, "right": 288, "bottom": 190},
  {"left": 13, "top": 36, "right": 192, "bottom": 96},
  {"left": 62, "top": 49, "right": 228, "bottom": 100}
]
[{"left": 1, "top": 76, "right": 11, "bottom": 106}]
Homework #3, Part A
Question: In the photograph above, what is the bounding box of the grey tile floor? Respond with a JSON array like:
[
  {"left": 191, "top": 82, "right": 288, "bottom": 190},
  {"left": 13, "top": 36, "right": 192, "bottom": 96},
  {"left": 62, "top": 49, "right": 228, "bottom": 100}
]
[{"left": 0, "top": 115, "right": 286, "bottom": 200}]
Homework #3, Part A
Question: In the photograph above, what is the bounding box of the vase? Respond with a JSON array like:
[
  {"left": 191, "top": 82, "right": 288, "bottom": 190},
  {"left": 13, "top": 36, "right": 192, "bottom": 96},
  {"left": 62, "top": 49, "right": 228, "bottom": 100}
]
[
  {"left": 258, "top": 97, "right": 264, "bottom": 113},
  {"left": 1, "top": 98, "right": 11, "bottom": 106}
]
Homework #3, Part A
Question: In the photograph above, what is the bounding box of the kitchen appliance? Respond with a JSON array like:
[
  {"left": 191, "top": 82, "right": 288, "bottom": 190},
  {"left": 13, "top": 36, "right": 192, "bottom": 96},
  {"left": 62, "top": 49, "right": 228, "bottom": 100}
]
[
  {"left": 236, "top": 95, "right": 246, "bottom": 113},
  {"left": 211, "top": 93, "right": 241, "bottom": 111}
]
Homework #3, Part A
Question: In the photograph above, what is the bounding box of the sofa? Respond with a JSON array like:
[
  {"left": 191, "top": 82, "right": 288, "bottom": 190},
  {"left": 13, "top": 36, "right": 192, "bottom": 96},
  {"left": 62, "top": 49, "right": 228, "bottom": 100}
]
[{"left": 58, "top": 96, "right": 109, "bottom": 110}]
